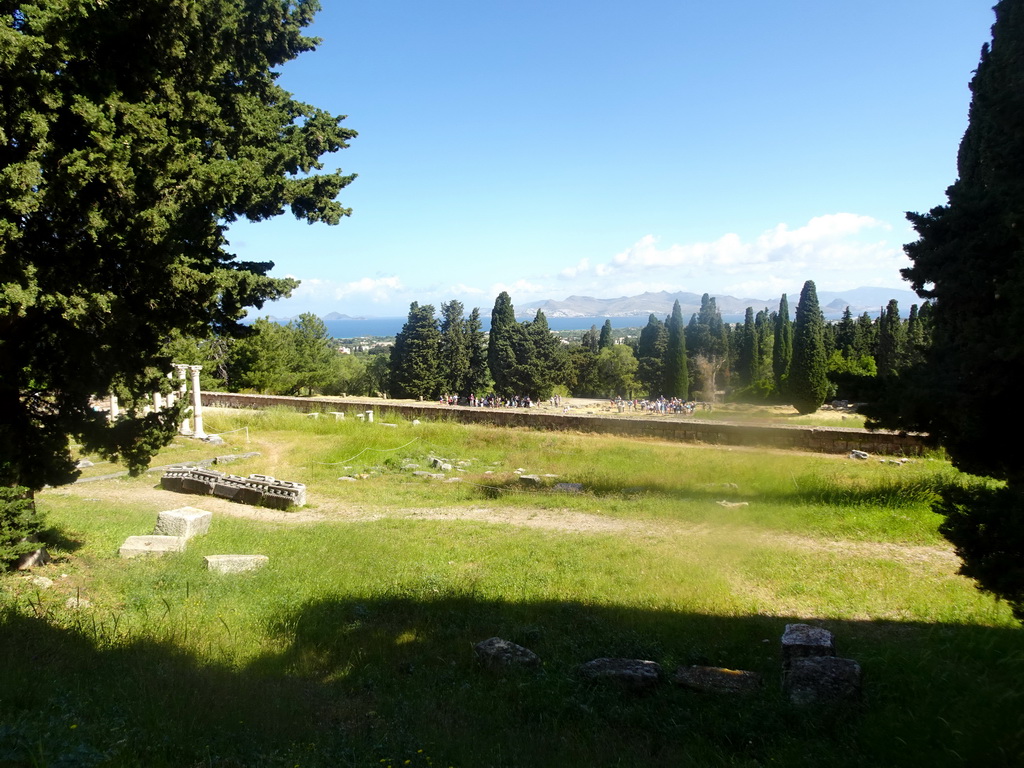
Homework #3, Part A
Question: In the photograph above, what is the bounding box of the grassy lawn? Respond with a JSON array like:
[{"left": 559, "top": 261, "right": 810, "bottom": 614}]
[{"left": 1, "top": 409, "right": 1019, "bottom": 767}]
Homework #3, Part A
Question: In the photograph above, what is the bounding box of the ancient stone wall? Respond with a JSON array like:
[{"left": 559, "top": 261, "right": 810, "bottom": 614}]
[{"left": 199, "top": 392, "right": 926, "bottom": 456}]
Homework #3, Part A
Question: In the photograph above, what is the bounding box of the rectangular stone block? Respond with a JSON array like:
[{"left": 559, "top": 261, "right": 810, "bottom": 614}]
[
  {"left": 153, "top": 507, "right": 211, "bottom": 540},
  {"left": 782, "top": 623, "right": 836, "bottom": 666},
  {"left": 180, "top": 477, "right": 214, "bottom": 495},
  {"left": 119, "top": 535, "right": 185, "bottom": 558},
  {"left": 235, "top": 487, "right": 265, "bottom": 506},
  {"left": 160, "top": 476, "right": 185, "bottom": 492},
  {"left": 205, "top": 554, "right": 268, "bottom": 573}
]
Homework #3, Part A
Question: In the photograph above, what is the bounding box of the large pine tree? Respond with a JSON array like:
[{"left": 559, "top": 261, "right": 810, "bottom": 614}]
[
  {"left": 866, "top": 1, "right": 1024, "bottom": 619},
  {"left": 789, "top": 281, "right": 829, "bottom": 414}
]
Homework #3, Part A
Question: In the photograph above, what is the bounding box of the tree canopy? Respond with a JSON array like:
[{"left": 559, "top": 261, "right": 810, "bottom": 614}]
[
  {"left": 864, "top": 1, "right": 1024, "bottom": 619},
  {"left": 0, "top": 0, "right": 355, "bottom": 495},
  {"left": 789, "top": 281, "right": 829, "bottom": 414}
]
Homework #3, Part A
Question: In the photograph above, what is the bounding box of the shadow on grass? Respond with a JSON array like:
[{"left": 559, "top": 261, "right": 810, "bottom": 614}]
[
  {"left": 1, "top": 595, "right": 1021, "bottom": 768},
  {"left": 476, "top": 470, "right": 973, "bottom": 511}
]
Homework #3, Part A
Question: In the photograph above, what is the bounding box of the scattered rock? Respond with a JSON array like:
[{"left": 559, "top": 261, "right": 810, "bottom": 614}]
[
  {"left": 205, "top": 554, "right": 269, "bottom": 574},
  {"left": 781, "top": 623, "right": 836, "bottom": 666},
  {"left": 401, "top": 463, "right": 420, "bottom": 471},
  {"left": 153, "top": 507, "right": 211, "bottom": 540},
  {"left": 474, "top": 637, "right": 541, "bottom": 669},
  {"left": 784, "top": 656, "right": 862, "bottom": 706},
  {"left": 519, "top": 474, "right": 542, "bottom": 485},
  {"left": 577, "top": 658, "right": 662, "bottom": 691},
  {"left": 65, "top": 597, "right": 91, "bottom": 609},
  {"left": 204, "top": 435, "right": 226, "bottom": 445},
  {"left": 849, "top": 450, "right": 869, "bottom": 460},
  {"left": 76, "top": 459, "right": 94, "bottom": 468},
  {"left": 443, "top": 477, "right": 463, "bottom": 483},
  {"left": 28, "top": 576, "right": 53, "bottom": 589},
  {"left": 554, "top": 482, "right": 584, "bottom": 493},
  {"left": 213, "top": 452, "right": 261, "bottom": 465},
  {"left": 673, "top": 665, "right": 761, "bottom": 694},
  {"left": 337, "top": 476, "right": 357, "bottom": 482},
  {"left": 716, "top": 500, "right": 749, "bottom": 508},
  {"left": 119, "top": 535, "right": 185, "bottom": 558}
]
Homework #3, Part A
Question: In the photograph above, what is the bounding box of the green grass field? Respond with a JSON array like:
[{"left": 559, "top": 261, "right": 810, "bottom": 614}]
[{"left": 1, "top": 408, "right": 1020, "bottom": 767}]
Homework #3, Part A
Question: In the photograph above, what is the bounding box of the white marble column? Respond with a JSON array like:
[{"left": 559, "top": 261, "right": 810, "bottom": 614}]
[
  {"left": 153, "top": 391, "right": 164, "bottom": 411},
  {"left": 109, "top": 394, "right": 119, "bottom": 422},
  {"left": 173, "top": 364, "right": 192, "bottom": 435},
  {"left": 189, "top": 365, "right": 206, "bottom": 439}
]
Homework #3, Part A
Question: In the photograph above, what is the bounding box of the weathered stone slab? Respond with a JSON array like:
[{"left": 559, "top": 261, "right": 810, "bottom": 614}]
[
  {"left": 782, "top": 623, "right": 836, "bottom": 666},
  {"left": 119, "top": 535, "right": 185, "bottom": 558},
  {"left": 153, "top": 507, "right": 211, "bottom": 540},
  {"left": 784, "top": 656, "right": 862, "bottom": 705},
  {"left": 205, "top": 554, "right": 268, "bottom": 574},
  {"left": 673, "top": 665, "right": 761, "bottom": 694},
  {"left": 474, "top": 637, "right": 541, "bottom": 669},
  {"left": 577, "top": 658, "right": 662, "bottom": 691}
]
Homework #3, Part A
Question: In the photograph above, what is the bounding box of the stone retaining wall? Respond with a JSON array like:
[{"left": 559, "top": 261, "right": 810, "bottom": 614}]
[{"left": 200, "top": 392, "right": 927, "bottom": 456}]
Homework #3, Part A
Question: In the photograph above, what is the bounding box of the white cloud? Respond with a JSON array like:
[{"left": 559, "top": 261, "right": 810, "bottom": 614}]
[
  {"left": 559, "top": 258, "right": 591, "bottom": 278},
  {"left": 331, "top": 276, "right": 403, "bottom": 303},
  {"left": 448, "top": 282, "right": 485, "bottom": 295},
  {"left": 549, "top": 214, "right": 910, "bottom": 301},
  {"left": 491, "top": 279, "right": 547, "bottom": 298}
]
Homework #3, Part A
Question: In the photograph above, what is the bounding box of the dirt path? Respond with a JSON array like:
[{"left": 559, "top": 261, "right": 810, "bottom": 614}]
[{"left": 48, "top": 478, "right": 957, "bottom": 570}]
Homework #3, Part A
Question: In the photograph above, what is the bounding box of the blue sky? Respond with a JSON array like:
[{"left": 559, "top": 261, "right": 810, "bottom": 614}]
[{"left": 227, "top": 1, "right": 997, "bottom": 318}]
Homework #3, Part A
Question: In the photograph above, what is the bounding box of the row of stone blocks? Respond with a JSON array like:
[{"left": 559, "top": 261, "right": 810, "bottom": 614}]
[
  {"left": 118, "top": 506, "right": 268, "bottom": 573},
  {"left": 160, "top": 466, "right": 306, "bottom": 509},
  {"left": 473, "top": 622, "right": 861, "bottom": 706}
]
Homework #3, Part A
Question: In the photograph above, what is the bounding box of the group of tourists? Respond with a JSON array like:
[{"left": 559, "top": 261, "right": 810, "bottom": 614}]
[{"left": 613, "top": 396, "right": 712, "bottom": 415}]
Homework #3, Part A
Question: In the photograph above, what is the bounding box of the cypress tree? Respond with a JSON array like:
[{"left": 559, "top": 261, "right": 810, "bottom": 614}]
[
  {"left": 598, "top": 319, "right": 614, "bottom": 350},
  {"left": 439, "top": 300, "right": 470, "bottom": 396},
  {"left": 875, "top": 299, "right": 905, "bottom": 380},
  {"left": 637, "top": 314, "right": 668, "bottom": 397},
  {"left": 664, "top": 300, "right": 689, "bottom": 399},
  {"left": 864, "top": 2, "right": 1024, "bottom": 619},
  {"left": 737, "top": 307, "right": 758, "bottom": 387},
  {"left": 789, "top": 281, "right": 829, "bottom": 414},
  {"left": 487, "top": 292, "right": 520, "bottom": 397},
  {"left": 773, "top": 294, "right": 793, "bottom": 392},
  {"left": 464, "top": 308, "right": 490, "bottom": 397},
  {"left": 390, "top": 303, "right": 440, "bottom": 399}
]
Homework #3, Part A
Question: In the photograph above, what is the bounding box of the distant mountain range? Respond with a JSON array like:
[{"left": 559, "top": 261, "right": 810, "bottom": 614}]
[
  {"left": 518, "top": 287, "right": 922, "bottom": 322},
  {"left": 263, "top": 286, "right": 924, "bottom": 326}
]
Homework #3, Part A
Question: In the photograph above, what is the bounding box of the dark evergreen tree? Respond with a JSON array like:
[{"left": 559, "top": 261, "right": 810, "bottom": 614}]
[
  {"left": 664, "top": 300, "right": 689, "bottom": 399},
  {"left": 636, "top": 314, "right": 668, "bottom": 396},
  {"left": 789, "top": 281, "right": 829, "bottom": 414},
  {"left": 854, "top": 312, "right": 877, "bottom": 358},
  {"left": 755, "top": 309, "right": 773, "bottom": 383},
  {"left": 864, "top": 2, "right": 1024, "bottom": 619},
  {"left": 598, "top": 319, "right": 614, "bottom": 351},
  {"left": 0, "top": 0, "right": 355, "bottom": 559},
  {"left": 438, "top": 300, "right": 470, "bottom": 396},
  {"left": 835, "top": 306, "right": 857, "bottom": 355},
  {"left": 288, "top": 314, "right": 336, "bottom": 396},
  {"left": 517, "top": 309, "right": 563, "bottom": 399},
  {"left": 390, "top": 303, "right": 440, "bottom": 399},
  {"left": 581, "top": 324, "right": 600, "bottom": 354},
  {"left": 773, "top": 294, "right": 793, "bottom": 392},
  {"left": 464, "top": 307, "right": 490, "bottom": 397},
  {"left": 737, "top": 307, "right": 758, "bottom": 387},
  {"left": 487, "top": 292, "right": 521, "bottom": 397},
  {"left": 875, "top": 300, "right": 905, "bottom": 380}
]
